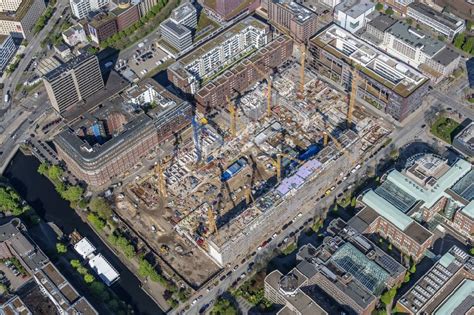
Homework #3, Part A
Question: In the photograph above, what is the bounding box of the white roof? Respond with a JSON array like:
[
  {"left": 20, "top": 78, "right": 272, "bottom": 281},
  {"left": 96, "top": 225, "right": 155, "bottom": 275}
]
[
  {"left": 88, "top": 254, "right": 120, "bottom": 286},
  {"left": 73, "top": 238, "right": 96, "bottom": 260}
]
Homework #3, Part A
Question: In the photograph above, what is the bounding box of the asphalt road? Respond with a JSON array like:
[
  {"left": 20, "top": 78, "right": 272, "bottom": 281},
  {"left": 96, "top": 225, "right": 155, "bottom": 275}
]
[{"left": 171, "top": 83, "right": 473, "bottom": 314}]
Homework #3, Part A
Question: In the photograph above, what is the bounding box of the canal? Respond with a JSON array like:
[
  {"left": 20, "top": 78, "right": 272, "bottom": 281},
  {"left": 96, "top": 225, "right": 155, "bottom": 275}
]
[{"left": 4, "top": 152, "right": 164, "bottom": 315}]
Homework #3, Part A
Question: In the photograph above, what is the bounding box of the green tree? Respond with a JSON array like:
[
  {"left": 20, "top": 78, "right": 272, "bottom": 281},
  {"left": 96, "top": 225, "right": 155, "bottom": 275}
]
[
  {"left": 38, "top": 162, "right": 49, "bottom": 175},
  {"left": 84, "top": 274, "right": 95, "bottom": 283},
  {"left": 404, "top": 272, "right": 411, "bottom": 283},
  {"left": 56, "top": 242, "right": 67, "bottom": 254},
  {"left": 385, "top": 7, "right": 394, "bottom": 15},
  {"left": 89, "top": 197, "right": 113, "bottom": 219},
  {"left": 437, "top": 35, "right": 446, "bottom": 42},
  {"left": 211, "top": 298, "right": 238, "bottom": 315},
  {"left": 462, "top": 37, "right": 474, "bottom": 53},
  {"left": 87, "top": 213, "right": 106, "bottom": 230},
  {"left": 380, "top": 287, "right": 397, "bottom": 306},
  {"left": 406, "top": 18, "right": 413, "bottom": 25},
  {"left": 409, "top": 264, "right": 416, "bottom": 274},
  {"left": 89, "top": 281, "right": 107, "bottom": 299},
  {"left": 107, "top": 299, "right": 120, "bottom": 312},
  {"left": 454, "top": 32, "right": 466, "bottom": 48},
  {"left": 350, "top": 197, "right": 357, "bottom": 207},
  {"left": 375, "top": 2, "right": 383, "bottom": 10},
  {"left": 70, "top": 259, "right": 81, "bottom": 269},
  {"left": 48, "top": 165, "right": 63, "bottom": 181},
  {"left": 467, "top": 20, "right": 473, "bottom": 31},
  {"left": 62, "top": 185, "right": 84, "bottom": 202},
  {"left": 77, "top": 266, "right": 88, "bottom": 275}
]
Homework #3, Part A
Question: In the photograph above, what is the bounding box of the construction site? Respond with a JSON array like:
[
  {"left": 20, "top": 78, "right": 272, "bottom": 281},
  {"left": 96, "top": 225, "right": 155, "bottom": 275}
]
[{"left": 112, "top": 54, "right": 393, "bottom": 287}]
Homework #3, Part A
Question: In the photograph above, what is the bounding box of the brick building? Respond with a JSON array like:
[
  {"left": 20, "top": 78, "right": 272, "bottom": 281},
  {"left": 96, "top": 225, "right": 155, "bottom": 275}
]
[
  {"left": 195, "top": 35, "right": 293, "bottom": 113},
  {"left": 55, "top": 81, "right": 192, "bottom": 186},
  {"left": 112, "top": 2, "right": 140, "bottom": 32},
  {"left": 201, "top": 0, "right": 260, "bottom": 21},
  {"left": 308, "top": 23, "right": 429, "bottom": 122},
  {"left": 265, "top": 219, "right": 406, "bottom": 314},
  {"left": 268, "top": 0, "right": 318, "bottom": 42},
  {"left": 87, "top": 12, "right": 118, "bottom": 44}
]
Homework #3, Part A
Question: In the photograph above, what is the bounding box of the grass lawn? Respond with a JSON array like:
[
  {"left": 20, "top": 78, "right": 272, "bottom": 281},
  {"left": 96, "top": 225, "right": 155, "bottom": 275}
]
[
  {"left": 430, "top": 116, "right": 461, "bottom": 144},
  {"left": 281, "top": 242, "right": 297, "bottom": 255},
  {"left": 196, "top": 12, "right": 219, "bottom": 33}
]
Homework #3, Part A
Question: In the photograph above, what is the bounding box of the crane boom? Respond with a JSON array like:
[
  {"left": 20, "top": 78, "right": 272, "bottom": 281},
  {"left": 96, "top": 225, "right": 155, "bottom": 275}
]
[
  {"left": 299, "top": 44, "right": 306, "bottom": 99},
  {"left": 155, "top": 163, "right": 167, "bottom": 199},
  {"left": 347, "top": 68, "right": 358, "bottom": 128},
  {"left": 207, "top": 204, "right": 217, "bottom": 235},
  {"left": 226, "top": 96, "right": 236, "bottom": 138},
  {"left": 274, "top": 153, "right": 304, "bottom": 183}
]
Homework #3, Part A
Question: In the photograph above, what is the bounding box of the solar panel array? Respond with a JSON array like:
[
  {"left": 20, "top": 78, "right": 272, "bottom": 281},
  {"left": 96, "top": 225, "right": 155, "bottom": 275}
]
[
  {"left": 452, "top": 169, "right": 474, "bottom": 200},
  {"left": 375, "top": 180, "right": 417, "bottom": 213}
]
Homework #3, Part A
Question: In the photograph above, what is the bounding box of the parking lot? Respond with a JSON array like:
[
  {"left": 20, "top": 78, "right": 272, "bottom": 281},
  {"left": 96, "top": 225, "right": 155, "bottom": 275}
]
[
  {"left": 0, "top": 259, "right": 30, "bottom": 291},
  {"left": 118, "top": 41, "right": 170, "bottom": 79}
]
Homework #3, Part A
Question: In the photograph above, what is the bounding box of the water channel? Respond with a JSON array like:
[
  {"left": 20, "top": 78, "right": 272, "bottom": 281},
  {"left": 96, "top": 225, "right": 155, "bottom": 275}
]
[{"left": 4, "top": 152, "right": 164, "bottom": 315}]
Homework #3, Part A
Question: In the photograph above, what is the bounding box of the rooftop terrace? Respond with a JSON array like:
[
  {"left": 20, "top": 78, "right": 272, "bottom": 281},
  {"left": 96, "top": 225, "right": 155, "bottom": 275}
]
[{"left": 311, "top": 24, "right": 428, "bottom": 97}]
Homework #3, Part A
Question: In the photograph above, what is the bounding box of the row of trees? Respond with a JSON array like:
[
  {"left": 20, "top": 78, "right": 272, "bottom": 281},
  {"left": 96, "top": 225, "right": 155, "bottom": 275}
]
[
  {"left": 38, "top": 163, "right": 84, "bottom": 206},
  {"left": 33, "top": 6, "right": 54, "bottom": 34},
  {"left": 99, "top": 0, "right": 174, "bottom": 49},
  {"left": 454, "top": 32, "right": 474, "bottom": 55}
]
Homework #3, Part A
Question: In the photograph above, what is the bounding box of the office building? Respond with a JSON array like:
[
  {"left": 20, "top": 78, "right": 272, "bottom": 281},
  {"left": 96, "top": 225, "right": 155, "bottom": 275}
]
[
  {"left": 0, "top": 296, "right": 32, "bottom": 315},
  {"left": 202, "top": 0, "right": 260, "bottom": 21},
  {"left": 376, "top": 20, "right": 461, "bottom": 83},
  {"left": 62, "top": 24, "right": 88, "bottom": 46},
  {"left": 265, "top": 219, "right": 405, "bottom": 315},
  {"left": 43, "top": 53, "right": 105, "bottom": 114},
  {"left": 268, "top": 0, "right": 318, "bottom": 42},
  {"left": 0, "top": 0, "right": 46, "bottom": 39},
  {"left": 308, "top": 23, "right": 429, "bottom": 122},
  {"left": 334, "top": 0, "right": 375, "bottom": 33},
  {"left": 349, "top": 154, "right": 473, "bottom": 260},
  {"left": 168, "top": 16, "right": 270, "bottom": 94},
  {"left": 378, "top": 0, "right": 414, "bottom": 15},
  {"left": 87, "top": 12, "right": 118, "bottom": 44},
  {"left": 55, "top": 80, "right": 192, "bottom": 186},
  {"left": 453, "top": 122, "right": 474, "bottom": 159},
  {"left": 195, "top": 36, "right": 293, "bottom": 112},
  {"left": 0, "top": 218, "right": 98, "bottom": 315},
  {"left": 160, "top": 2, "right": 197, "bottom": 52},
  {"left": 112, "top": 0, "right": 140, "bottom": 32},
  {"left": 0, "top": 34, "right": 16, "bottom": 73},
  {"left": 138, "top": 0, "right": 157, "bottom": 16},
  {"left": 407, "top": 3, "right": 465, "bottom": 40},
  {"left": 397, "top": 246, "right": 474, "bottom": 314},
  {"left": 70, "top": 0, "right": 110, "bottom": 20}
]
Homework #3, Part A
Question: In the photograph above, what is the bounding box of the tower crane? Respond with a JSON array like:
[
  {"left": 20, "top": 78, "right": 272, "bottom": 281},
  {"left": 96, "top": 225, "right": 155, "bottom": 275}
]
[
  {"left": 298, "top": 43, "right": 306, "bottom": 100},
  {"left": 347, "top": 68, "right": 359, "bottom": 128},
  {"left": 226, "top": 96, "right": 237, "bottom": 138},
  {"left": 181, "top": 112, "right": 208, "bottom": 163},
  {"left": 250, "top": 64, "right": 273, "bottom": 118},
  {"left": 207, "top": 204, "right": 218, "bottom": 236},
  {"left": 272, "top": 153, "right": 304, "bottom": 184}
]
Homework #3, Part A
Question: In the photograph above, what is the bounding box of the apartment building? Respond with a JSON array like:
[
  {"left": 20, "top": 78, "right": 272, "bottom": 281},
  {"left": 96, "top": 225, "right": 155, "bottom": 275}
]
[
  {"left": 112, "top": 2, "right": 140, "bottom": 32},
  {"left": 432, "top": 0, "right": 474, "bottom": 22},
  {"left": 308, "top": 23, "right": 429, "bottom": 122},
  {"left": 168, "top": 16, "right": 270, "bottom": 94},
  {"left": 0, "top": 35, "right": 16, "bottom": 73},
  {"left": 138, "top": 0, "right": 157, "bottom": 16},
  {"left": 397, "top": 246, "right": 474, "bottom": 314},
  {"left": 0, "top": 219, "right": 98, "bottom": 315},
  {"left": 202, "top": 0, "right": 260, "bottom": 21},
  {"left": 0, "top": 0, "right": 46, "bottom": 39},
  {"left": 377, "top": 20, "right": 461, "bottom": 83},
  {"left": 265, "top": 219, "right": 406, "bottom": 315},
  {"left": 160, "top": 2, "right": 197, "bottom": 52},
  {"left": 407, "top": 3, "right": 465, "bottom": 40},
  {"left": 350, "top": 154, "right": 473, "bottom": 260},
  {"left": 70, "top": 0, "right": 110, "bottom": 19},
  {"left": 195, "top": 35, "right": 293, "bottom": 112},
  {"left": 62, "top": 24, "right": 88, "bottom": 46},
  {"left": 43, "top": 53, "right": 105, "bottom": 114},
  {"left": 55, "top": 81, "right": 192, "bottom": 186},
  {"left": 268, "top": 0, "right": 318, "bottom": 42},
  {"left": 334, "top": 0, "right": 375, "bottom": 33}
]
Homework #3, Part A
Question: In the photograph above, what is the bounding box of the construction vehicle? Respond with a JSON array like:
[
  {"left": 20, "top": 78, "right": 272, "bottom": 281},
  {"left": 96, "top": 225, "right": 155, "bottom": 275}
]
[{"left": 347, "top": 68, "right": 359, "bottom": 128}]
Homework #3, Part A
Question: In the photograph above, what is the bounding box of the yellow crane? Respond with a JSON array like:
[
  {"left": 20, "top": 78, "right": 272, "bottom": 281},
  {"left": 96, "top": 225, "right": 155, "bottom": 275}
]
[
  {"left": 226, "top": 96, "right": 237, "bottom": 138},
  {"left": 250, "top": 64, "right": 273, "bottom": 118},
  {"left": 298, "top": 43, "right": 306, "bottom": 99},
  {"left": 273, "top": 153, "right": 304, "bottom": 183},
  {"left": 347, "top": 68, "right": 359, "bottom": 128}
]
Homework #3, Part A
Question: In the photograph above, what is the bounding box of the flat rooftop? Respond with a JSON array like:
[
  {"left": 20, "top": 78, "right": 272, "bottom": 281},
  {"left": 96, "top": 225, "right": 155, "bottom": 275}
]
[
  {"left": 179, "top": 16, "right": 267, "bottom": 66},
  {"left": 162, "top": 19, "right": 191, "bottom": 37},
  {"left": 335, "top": 0, "right": 374, "bottom": 18},
  {"left": 43, "top": 53, "right": 95, "bottom": 82},
  {"left": 0, "top": 0, "right": 36, "bottom": 22},
  {"left": 408, "top": 2, "right": 464, "bottom": 30},
  {"left": 170, "top": 2, "right": 195, "bottom": 22},
  {"left": 367, "top": 14, "right": 397, "bottom": 32},
  {"left": 385, "top": 21, "right": 445, "bottom": 57},
  {"left": 454, "top": 122, "right": 474, "bottom": 153},
  {"left": 311, "top": 23, "right": 428, "bottom": 97},
  {"left": 272, "top": 0, "right": 316, "bottom": 24}
]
